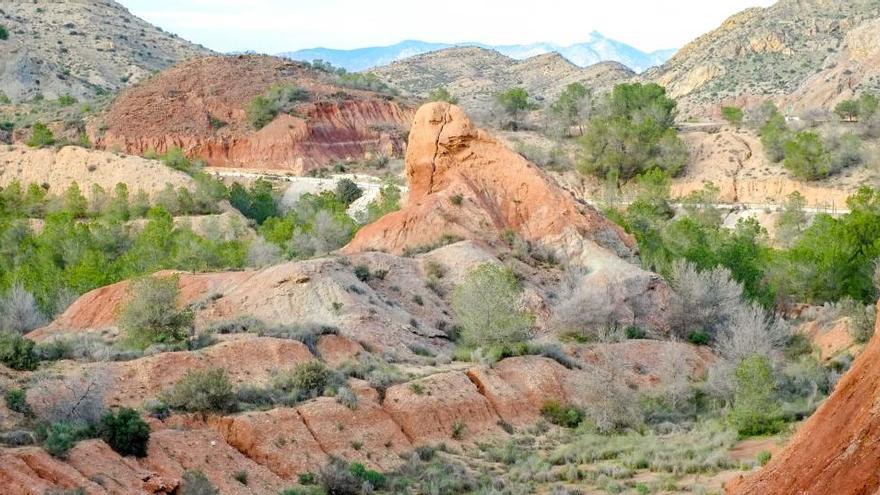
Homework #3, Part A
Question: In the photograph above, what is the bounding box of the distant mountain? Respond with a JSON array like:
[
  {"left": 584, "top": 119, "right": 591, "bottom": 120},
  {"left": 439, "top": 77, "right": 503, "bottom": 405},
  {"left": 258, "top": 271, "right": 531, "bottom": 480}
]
[
  {"left": 279, "top": 33, "right": 676, "bottom": 73},
  {"left": 371, "top": 47, "right": 635, "bottom": 120}
]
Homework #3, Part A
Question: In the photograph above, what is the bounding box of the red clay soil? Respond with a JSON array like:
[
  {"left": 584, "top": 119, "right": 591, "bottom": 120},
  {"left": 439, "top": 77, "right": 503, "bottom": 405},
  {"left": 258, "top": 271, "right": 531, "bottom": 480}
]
[
  {"left": 727, "top": 301, "right": 880, "bottom": 495},
  {"left": 93, "top": 55, "right": 413, "bottom": 173},
  {"left": 343, "top": 102, "right": 635, "bottom": 257}
]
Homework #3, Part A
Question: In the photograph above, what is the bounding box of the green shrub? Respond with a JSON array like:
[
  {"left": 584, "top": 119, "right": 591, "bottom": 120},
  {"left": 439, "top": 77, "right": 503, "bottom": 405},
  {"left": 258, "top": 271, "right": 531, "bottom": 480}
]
[
  {"left": 0, "top": 25, "right": 8, "bottom": 41},
  {"left": 541, "top": 401, "right": 584, "bottom": 428},
  {"left": 57, "top": 95, "right": 77, "bottom": 106},
  {"left": 687, "top": 330, "right": 710, "bottom": 346},
  {"left": 495, "top": 87, "right": 535, "bottom": 130},
  {"left": 26, "top": 122, "right": 56, "bottom": 148},
  {"left": 118, "top": 275, "right": 194, "bottom": 350},
  {"left": 353, "top": 264, "right": 371, "bottom": 282},
  {"left": 246, "top": 84, "right": 309, "bottom": 129},
  {"left": 784, "top": 132, "right": 831, "bottom": 180},
  {"left": 428, "top": 87, "right": 458, "bottom": 103},
  {"left": 181, "top": 470, "right": 218, "bottom": 495},
  {"left": 247, "top": 96, "right": 277, "bottom": 129},
  {"left": 98, "top": 408, "right": 150, "bottom": 457},
  {"left": 0, "top": 331, "right": 39, "bottom": 370},
  {"left": 721, "top": 106, "right": 744, "bottom": 126},
  {"left": 4, "top": 388, "right": 30, "bottom": 415},
  {"left": 452, "top": 264, "right": 534, "bottom": 347},
  {"left": 298, "top": 472, "right": 316, "bottom": 485},
  {"left": 729, "top": 355, "right": 783, "bottom": 437},
  {"left": 625, "top": 326, "right": 647, "bottom": 339},
  {"left": 578, "top": 83, "right": 686, "bottom": 181},
  {"left": 228, "top": 179, "right": 278, "bottom": 224},
  {"left": 43, "top": 422, "right": 80, "bottom": 458},
  {"left": 334, "top": 178, "right": 363, "bottom": 205},
  {"left": 756, "top": 450, "right": 772, "bottom": 466},
  {"left": 349, "top": 462, "right": 386, "bottom": 489},
  {"left": 834, "top": 99, "right": 860, "bottom": 121},
  {"left": 161, "top": 368, "right": 238, "bottom": 414},
  {"left": 758, "top": 104, "right": 789, "bottom": 162},
  {"left": 270, "top": 361, "right": 333, "bottom": 400}
]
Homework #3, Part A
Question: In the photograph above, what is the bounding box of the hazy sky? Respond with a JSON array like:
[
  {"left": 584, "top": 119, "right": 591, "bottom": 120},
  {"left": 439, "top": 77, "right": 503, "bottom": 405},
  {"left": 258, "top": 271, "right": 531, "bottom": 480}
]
[{"left": 119, "top": 0, "right": 777, "bottom": 54}]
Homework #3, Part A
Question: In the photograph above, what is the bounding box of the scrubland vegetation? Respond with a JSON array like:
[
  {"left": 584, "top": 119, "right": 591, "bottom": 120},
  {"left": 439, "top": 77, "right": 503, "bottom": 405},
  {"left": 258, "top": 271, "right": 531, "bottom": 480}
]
[{"left": 4, "top": 75, "right": 880, "bottom": 495}]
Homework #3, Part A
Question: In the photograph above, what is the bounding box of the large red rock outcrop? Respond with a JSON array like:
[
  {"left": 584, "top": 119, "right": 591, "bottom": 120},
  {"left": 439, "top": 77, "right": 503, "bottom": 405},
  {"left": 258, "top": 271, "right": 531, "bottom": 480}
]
[
  {"left": 728, "top": 300, "right": 880, "bottom": 495},
  {"left": 345, "top": 102, "right": 670, "bottom": 330},
  {"left": 93, "top": 55, "right": 413, "bottom": 173},
  {"left": 344, "top": 102, "right": 634, "bottom": 258}
]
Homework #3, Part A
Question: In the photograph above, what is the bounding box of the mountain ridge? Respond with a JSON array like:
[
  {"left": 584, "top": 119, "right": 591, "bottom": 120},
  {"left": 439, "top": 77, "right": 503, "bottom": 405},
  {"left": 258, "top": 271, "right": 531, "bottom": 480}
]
[{"left": 279, "top": 32, "right": 676, "bottom": 73}]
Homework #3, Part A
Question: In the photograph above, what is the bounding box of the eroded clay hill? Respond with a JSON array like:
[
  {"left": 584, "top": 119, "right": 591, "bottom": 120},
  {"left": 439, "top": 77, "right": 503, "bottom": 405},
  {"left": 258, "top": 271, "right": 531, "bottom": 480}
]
[
  {"left": 0, "top": 145, "right": 196, "bottom": 199},
  {"left": 727, "top": 300, "right": 880, "bottom": 495},
  {"left": 92, "top": 55, "right": 413, "bottom": 173}
]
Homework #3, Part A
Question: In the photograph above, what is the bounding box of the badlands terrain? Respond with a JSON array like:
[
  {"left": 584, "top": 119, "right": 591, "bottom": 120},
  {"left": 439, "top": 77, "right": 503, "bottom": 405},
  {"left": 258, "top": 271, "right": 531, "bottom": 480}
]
[{"left": 2, "top": 0, "right": 880, "bottom": 494}]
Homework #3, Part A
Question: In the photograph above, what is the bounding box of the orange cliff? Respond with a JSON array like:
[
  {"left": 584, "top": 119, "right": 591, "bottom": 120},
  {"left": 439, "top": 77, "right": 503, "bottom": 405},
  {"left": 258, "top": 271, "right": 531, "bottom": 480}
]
[
  {"left": 727, "top": 299, "right": 880, "bottom": 495},
  {"left": 92, "top": 55, "right": 413, "bottom": 174}
]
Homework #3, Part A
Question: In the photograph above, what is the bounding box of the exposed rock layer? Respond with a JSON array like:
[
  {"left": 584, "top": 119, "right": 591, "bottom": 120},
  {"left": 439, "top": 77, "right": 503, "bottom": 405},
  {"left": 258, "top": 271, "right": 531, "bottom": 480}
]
[{"left": 94, "top": 55, "right": 413, "bottom": 173}]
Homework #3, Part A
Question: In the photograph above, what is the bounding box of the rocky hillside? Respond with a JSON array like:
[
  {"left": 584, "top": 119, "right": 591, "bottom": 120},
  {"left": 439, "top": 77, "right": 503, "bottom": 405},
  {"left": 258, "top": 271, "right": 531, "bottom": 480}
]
[
  {"left": 0, "top": 0, "right": 211, "bottom": 102},
  {"left": 371, "top": 47, "right": 634, "bottom": 120},
  {"left": 646, "top": 0, "right": 880, "bottom": 116},
  {"left": 92, "top": 55, "right": 413, "bottom": 174}
]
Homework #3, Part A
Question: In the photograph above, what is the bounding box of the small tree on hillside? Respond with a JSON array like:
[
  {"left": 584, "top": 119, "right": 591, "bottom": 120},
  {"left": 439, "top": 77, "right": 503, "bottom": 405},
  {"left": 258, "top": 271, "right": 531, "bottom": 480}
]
[
  {"left": 721, "top": 106, "right": 744, "bottom": 127},
  {"left": 784, "top": 131, "right": 831, "bottom": 180},
  {"left": 775, "top": 191, "right": 807, "bottom": 246},
  {"left": 63, "top": 182, "right": 89, "bottom": 218},
  {"left": 550, "top": 82, "right": 592, "bottom": 136},
  {"left": 578, "top": 83, "right": 686, "bottom": 182},
  {"left": 757, "top": 103, "right": 789, "bottom": 162},
  {"left": 495, "top": 88, "right": 533, "bottom": 131},
  {"left": 118, "top": 275, "right": 194, "bottom": 349},
  {"left": 0, "top": 25, "right": 9, "bottom": 41},
  {"left": 428, "top": 87, "right": 458, "bottom": 104},
  {"left": 452, "top": 263, "right": 534, "bottom": 347},
  {"left": 834, "top": 99, "right": 860, "bottom": 122},
  {"left": 729, "top": 355, "right": 782, "bottom": 436},
  {"left": 26, "top": 122, "right": 55, "bottom": 148}
]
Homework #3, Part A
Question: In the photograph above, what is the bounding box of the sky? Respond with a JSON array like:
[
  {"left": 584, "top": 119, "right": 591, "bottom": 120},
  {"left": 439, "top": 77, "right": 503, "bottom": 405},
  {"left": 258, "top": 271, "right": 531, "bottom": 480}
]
[{"left": 119, "top": 0, "right": 777, "bottom": 54}]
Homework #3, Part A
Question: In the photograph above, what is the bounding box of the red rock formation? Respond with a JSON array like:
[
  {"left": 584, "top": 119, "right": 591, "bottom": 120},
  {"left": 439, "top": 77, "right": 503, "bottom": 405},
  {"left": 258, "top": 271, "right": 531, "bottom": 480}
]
[
  {"left": 344, "top": 102, "right": 634, "bottom": 258},
  {"left": 93, "top": 55, "right": 412, "bottom": 173},
  {"left": 727, "top": 300, "right": 880, "bottom": 495},
  {"left": 344, "top": 102, "right": 670, "bottom": 330}
]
